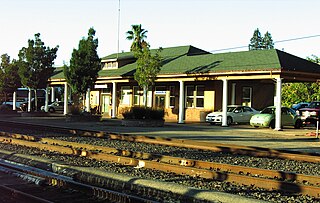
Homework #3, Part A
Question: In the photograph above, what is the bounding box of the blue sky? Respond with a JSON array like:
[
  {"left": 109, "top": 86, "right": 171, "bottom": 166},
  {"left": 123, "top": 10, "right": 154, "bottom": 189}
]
[{"left": 1, "top": 0, "right": 319, "bottom": 66}]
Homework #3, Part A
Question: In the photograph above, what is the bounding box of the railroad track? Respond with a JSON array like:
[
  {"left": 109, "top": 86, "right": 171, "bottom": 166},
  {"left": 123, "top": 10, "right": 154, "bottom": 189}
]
[
  {"left": 0, "top": 120, "right": 319, "bottom": 202},
  {"left": 0, "top": 156, "right": 155, "bottom": 203}
]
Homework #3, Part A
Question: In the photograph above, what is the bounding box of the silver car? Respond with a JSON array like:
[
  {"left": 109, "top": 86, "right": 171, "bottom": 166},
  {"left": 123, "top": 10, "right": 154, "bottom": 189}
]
[
  {"left": 206, "top": 105, "right": 259, "bottom": 125},
  {"left": 41, "top": 101, "right": 66, "bottom": 113}
]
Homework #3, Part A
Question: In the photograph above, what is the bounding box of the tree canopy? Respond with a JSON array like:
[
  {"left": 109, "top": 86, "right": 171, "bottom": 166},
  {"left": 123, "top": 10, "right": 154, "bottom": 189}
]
[
  {"left": 249, "top": 28, "right": 274, "bottom": 50},
  {"left": 64, "top": 27, "right": 101, "bottom": 95},
  {"left": 126, "top": 24, "right": 163, "bottom": 106},
  {"left": 134, "top": 46, "right": 163, "bottom": 91},
  {"left": 282, "top": 55, "right": 320, "bottom": 107},
  {"left": 0, "top": 54, "right": 21, "bottom": 101},
  {"left": 126, "top": 24, "right": 148, "bottom": 51},
  {"left": 17, "top": 33, "right": 58, "bottom": 89}
]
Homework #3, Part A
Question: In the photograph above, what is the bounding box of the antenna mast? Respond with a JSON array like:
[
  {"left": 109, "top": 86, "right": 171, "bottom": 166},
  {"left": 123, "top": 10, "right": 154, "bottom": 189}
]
[{"left": 117, "top": 0, "right": 120, "bottom": 59}]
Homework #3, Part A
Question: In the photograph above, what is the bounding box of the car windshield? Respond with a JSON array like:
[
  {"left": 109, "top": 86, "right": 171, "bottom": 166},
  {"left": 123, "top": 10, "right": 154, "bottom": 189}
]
[
  {"left": 308, "top": 102, "right": 320, "bottom": 108},
  {"left": 261, "top": 107, "right": 275, "bottom": 114},
  {"left": 227, "top": 107, "right": 237, "bottom": 112}
]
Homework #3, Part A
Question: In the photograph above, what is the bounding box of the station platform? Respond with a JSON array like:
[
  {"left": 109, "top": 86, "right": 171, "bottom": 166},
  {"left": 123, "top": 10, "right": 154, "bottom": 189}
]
[{"left": 0, "top": 113, "right": 319, "bottom": 155}]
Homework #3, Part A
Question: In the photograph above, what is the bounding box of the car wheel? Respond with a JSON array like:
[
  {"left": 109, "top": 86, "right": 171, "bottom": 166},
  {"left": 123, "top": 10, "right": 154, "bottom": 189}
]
[
  {"left": 269, "top": 120, "right": 275, "bottom": 129},
  {"left": 294, "top": 119, "right": 302, "bottom": 129},
  {"left": 227, "top": 117, "right": 233, "bottom": 125},
  {"left": 49, "top": 107, "right": 55, "bottom": 113}
]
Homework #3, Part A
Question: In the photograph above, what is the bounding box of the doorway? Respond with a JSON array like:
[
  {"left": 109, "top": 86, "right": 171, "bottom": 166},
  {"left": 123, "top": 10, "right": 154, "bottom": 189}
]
[{"left": 102, "top": 95, "right": 110, "bottom": 116}]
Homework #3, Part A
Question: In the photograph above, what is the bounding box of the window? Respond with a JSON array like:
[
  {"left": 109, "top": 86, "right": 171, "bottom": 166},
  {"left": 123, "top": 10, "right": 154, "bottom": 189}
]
[
  {"left": 133, "top": 86, "right": 141, "bottom": 106},
  {"left": 242, "top": 87, "right": 252, "bottom": 107},
  {"left": 196, "top": 86, "right": 204, "bottom": 108},
  {"left": 186, "top": 86, "right": 195, "bottom": 108},
  {"left": 102, "top": 61, "right": 118, "bottom": 70},
  {"left": 169, "top": 86, "right": 175, "bottom": 108},
  {"left": 120, "top": 86, "right": 131, "bottom": 105},
  {"left": 185, "top": 85, "right": 204, "bottom": 108}
]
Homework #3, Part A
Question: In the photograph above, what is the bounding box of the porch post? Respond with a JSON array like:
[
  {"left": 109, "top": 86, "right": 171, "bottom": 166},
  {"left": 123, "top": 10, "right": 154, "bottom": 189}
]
[
  {"left": 64, "top": 82, "right": 68, "bottom": 115},
  {"left": 178, "top": 80, "right": 185, "bottom": 124},
  {"left": 231, "top": 83, "right": 236, "bottom": 105},
  {"left": 44, "top": 87, "right": 49, "bottom": 112},
  {"left": 274, "top": 78, "right": 282, "bottom": 131},
  {"left": 112, "top": 82, "right": 117, "bottom": 118},
  {"left": 51, "top": 87, "right": 55, "bottom": 102},
  {"left": 86, "top": 88, "right": 91, "bottom": 112},
  {"left": 222, "top": 79, "right": 228, "bottom": 127},
  {"left": 28, "top": 88, "right": 31, "bottom": 112},
  {"left": 12, "top": 91, "right": 17, "bottom": 111}
]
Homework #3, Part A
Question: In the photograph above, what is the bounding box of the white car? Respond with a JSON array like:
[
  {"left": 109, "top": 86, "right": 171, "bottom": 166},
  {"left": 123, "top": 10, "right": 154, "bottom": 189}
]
[{"left": 206, "top": 105, "right": 259, "bottom": 125}]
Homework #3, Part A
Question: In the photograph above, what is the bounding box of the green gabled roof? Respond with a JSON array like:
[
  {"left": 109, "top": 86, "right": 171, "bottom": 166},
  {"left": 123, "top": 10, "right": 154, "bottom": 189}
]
[
  {"left": 51, "top": 45, "right": 320, "bottom": 80},
  {"left": 159, "top": 49, "right": 282, "bottom": 75},
  {"left": 50, "top": 66, "right": 64, "bottom": 79}
]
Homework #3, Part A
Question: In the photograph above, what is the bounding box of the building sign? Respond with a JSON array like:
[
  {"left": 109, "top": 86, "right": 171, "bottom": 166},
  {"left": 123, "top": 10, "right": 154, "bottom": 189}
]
[
  {"left": 155, "top": 91, "right": 166, "bottom": 95},
  {"left": 95, "top": 84, "right": 108, "bottom": 89}
]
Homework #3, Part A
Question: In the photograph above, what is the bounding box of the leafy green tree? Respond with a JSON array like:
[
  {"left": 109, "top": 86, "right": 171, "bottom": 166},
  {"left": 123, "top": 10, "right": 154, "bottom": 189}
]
[
  {"left": 0, "top": 54, "right": 21, "bottom": 102},
  {"left": 126, "top": 24, "right": 148, "bottom": 51},
  {"left": 262, "top": 31, "right": 274, "bottom": 49},
  {"left": 134, "top": 46, "right": 163, "bottom": 107},
  {"left": 126, "top": 24, "right": 163, "bottom": 106},
  {"left": 249, "top": 28, "right": 274, "bottom": 50},
  {"left": 17, "top": 33, "right": 58, "bottom": 111},
  {"left": 249, "top": 28, "right": 263, "bottom": 50},
  {"left": 281, "top": 55, "right": 320, "bottom": 107},
  {"left": 64, "top": 27, "right": 101, "bottom": 108}
]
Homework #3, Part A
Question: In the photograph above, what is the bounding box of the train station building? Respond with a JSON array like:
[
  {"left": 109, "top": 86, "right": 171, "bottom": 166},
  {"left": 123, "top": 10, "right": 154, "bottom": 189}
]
[{"left": 48, "top": 45, "right": 320, "bottom": 129}]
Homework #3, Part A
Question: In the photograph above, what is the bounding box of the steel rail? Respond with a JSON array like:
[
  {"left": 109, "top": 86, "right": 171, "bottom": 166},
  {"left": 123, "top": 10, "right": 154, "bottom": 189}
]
[
  {"left": 0, "top": 134, "right": 319, "bottom": 198},
  {"left": 0, "top": 158, "right": 159, "bottom": 203},
  {"left": 2, "top": 133, "right": 319, "bottom": 186},
  {"left": 0, "top": 120, "right": 319, "bottom": 163},
  {"left": 0, "top": 185, "right": 53, "bottom": 203}
]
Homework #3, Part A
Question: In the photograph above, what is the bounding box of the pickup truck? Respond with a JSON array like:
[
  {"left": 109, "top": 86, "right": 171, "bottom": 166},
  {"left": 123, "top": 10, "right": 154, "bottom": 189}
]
[{"left": 298, "top": 101, "right": 320, "bottom": 125}]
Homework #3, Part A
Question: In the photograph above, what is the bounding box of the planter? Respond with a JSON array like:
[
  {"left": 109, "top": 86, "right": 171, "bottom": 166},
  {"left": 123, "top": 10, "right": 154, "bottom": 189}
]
[
  {"left": 65, "top": 114, "right": 101, "bottom": 122},
  {"left": 121, "top": 119, "right": 164, "bottom": 127}
]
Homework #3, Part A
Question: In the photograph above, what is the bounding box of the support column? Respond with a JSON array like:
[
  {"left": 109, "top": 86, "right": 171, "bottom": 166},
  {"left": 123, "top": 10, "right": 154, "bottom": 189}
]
[
  {"left": 112, "top": 82, "right": 117, "bottom": 118},
  {"left": 86, "top": 88, "right": 91, "bottom": 112},
  {"left": 44, "top": 87, "right": 49, "bottom": 112},
  {"left": 231, "top": 83, "right": 236, "bottom": 105},
  {"left": 28, "top": 88, "right": 31, "bottom": 112},
  {"left": 222, "top": 79, "right": 228, "bottom": 127},
  {"left": 64, "top": 83, "right": 68, "bottom": 115},
  {"left": 12, "top": 91, "right": 17, "bottom": 111},
  {"left": 274, "top": 78, "right": 282, "bottom": 131},
  {"left": 51, "top": 87, "right": 55, "bottom": 102},
  {"left": 178, "top": 80, "right": 185, "bottom": 124}
]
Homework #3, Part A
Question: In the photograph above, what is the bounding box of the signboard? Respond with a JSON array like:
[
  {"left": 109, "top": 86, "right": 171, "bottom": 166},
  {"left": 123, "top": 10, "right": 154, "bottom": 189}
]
[
  {"left": 95, "top": 84, "right": 108, "bottom": 89},
  {"left": 155, "top": 91, "right": 166, "bottom": 95}
]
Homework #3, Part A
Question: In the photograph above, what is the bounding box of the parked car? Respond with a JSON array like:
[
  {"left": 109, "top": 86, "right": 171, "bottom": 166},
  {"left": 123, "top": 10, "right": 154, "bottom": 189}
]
[
  {"left": 298, "top": 101, "right": 320, "bottom": 125},
  {"left": 206, "top": 105, "right": 259, "bottom": 125},
  {"left": 20, "top": 98, "right": 45, "bottom": 111},
  {"left": 292, "top": 102, "right": 310, "bottom": 112},
  {"left": 40, "top": 101, "right": 71, "bottom": 113},
  {"left": 250, "top": 106, "right": 302, "bottom": 129},
  {"left": 2, "top": 98, "right": 28, "bottom": 109}
]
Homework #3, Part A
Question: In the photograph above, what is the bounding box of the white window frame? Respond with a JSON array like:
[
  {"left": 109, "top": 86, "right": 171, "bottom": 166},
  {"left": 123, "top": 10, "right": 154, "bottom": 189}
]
[{"left": 120, "top": 86, "right": 131, "bottom": 105}]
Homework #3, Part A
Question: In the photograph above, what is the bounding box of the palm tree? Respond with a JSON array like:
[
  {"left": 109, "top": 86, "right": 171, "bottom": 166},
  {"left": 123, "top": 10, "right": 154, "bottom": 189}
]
[{"left": 126, "top": 24, "right": 148, "bottom": 51}]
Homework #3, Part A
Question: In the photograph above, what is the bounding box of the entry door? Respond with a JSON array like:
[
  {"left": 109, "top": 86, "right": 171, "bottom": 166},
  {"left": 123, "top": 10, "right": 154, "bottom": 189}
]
[
  {"left": 102, "top": 95, "right": 110, "bottom": 115},
  {"left": 155, "top": 95, "right": 165, "bottom": 108}
]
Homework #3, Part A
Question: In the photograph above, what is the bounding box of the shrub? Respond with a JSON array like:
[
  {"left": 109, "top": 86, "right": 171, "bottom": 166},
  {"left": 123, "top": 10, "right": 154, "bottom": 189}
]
[
  {"left": 122, "top": 107, "right": 164, "bottom": 120},
  {"left": 69, "top": 105, "right": 81, "bottom": 115},
  {"left": 0, "top": 104, "right": 14, "bottom": 112}
]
